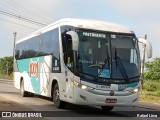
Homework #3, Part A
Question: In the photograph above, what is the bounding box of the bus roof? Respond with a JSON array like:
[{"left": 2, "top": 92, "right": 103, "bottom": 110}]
[{"left": 16, "top": 18, "right": 134, "bottom": 44}]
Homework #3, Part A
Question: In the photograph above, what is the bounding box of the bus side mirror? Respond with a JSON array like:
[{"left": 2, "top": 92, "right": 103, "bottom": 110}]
[
  {"left": 138, "top": 38, "right": 152, "bottom": 58},
  {"left": 66, "top": 31, "right": 79, "bottom": 51}
]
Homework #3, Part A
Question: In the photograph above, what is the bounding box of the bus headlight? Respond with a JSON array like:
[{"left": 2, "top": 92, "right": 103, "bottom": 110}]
[
  {"left": 81, "top": 85, "right": 87, "bottom": 90},
  {"left": 128, "top": 87, "right": 140, "bottom": 93},
  {"left": 80, "top": 84, "right": 94, "bottom": 90},
  {"left": 133, "top": 88, "right": 139, "bottom": 93},
  {"left": 72, "top": 80, "right": 94, "bottom": 91}
]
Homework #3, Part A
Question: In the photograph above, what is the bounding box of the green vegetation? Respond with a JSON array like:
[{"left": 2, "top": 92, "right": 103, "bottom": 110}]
[
  {"left": 140, "top": 57, "right": 160, "bottom": 102},
  {"left": 144, "top": 57, "right": 160, "bottom": 80},
  {"left": 140, "top": 80, "right": 160, "bottom": 103},
  {"left": 143, "top": 80, "right": 160, "bottom": 92},
  {"left": 0, "top": 56, "right": 13, "bottom": 79},
  {"left": 0, "top": 74, "right": 13, "bottom": 80}
]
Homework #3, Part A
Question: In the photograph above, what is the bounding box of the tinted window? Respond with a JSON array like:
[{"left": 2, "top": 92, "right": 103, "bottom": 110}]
[
  {"left": 15, "top": 28, "right": 59, "bottom": 59},
  {"left": 15, "top": 28, "right": 61, "bottom": 72}
]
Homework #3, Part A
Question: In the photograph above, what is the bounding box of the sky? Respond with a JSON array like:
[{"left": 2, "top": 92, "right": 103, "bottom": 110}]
[{"left": 0, "top": 0, "right": 159, "bottom": 59}]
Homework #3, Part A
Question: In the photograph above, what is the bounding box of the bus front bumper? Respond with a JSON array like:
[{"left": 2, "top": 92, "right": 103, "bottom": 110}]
[{"left": 73, "top": 86, "right": 140, "bottom": 106}]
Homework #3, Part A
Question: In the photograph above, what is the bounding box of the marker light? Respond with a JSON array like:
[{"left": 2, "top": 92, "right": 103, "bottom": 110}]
[{"left": 73, "top": 81, "right": 79, "bottom": 86}]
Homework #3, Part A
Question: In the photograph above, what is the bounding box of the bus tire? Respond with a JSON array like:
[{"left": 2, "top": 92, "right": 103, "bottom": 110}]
[
  {"left": 27, "top": 92, "right": 34, "bottom": 97},
  {"left": 53, "top": 83, "right": 66, "bottom": 109},
  {"left": 101, "top": 106, "right": 114, "bottom": 111},
  {"left": 20, "top": 80, "right": 28, "bottom": 97}
]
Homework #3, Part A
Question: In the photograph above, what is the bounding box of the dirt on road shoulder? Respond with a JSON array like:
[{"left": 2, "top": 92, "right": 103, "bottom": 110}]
[{"left": 0, "top": 96, "right": 32, "bottom": 111}]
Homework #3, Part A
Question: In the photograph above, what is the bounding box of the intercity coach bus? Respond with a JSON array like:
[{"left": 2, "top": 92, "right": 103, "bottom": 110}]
[{"left": 14, "top": 18, "right": 152, "bottom": 111}]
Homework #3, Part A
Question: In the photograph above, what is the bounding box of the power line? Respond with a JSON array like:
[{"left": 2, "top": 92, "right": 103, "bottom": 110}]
[
  {"left": 11, "top": 0, "right": 53, "bottom": 23},
  {"left": 0, "top": 17, "right": 38, "bottom": 30},
  {"left": 0, "top": 0, "right": 51, "bottom": 24},
  {"left": 0, "top": 10, "right": 47, "bottom": 26}
]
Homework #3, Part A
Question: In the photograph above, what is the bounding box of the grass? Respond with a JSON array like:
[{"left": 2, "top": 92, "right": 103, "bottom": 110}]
[
  {"left": 140, "top": 91, "right": 160, "bottom": 103},
  {"left": 140, "top": 80, "right": 160, "bottom": 103},
  {"left": 0, "top": 74, "right": 13, "bottom": 80}
]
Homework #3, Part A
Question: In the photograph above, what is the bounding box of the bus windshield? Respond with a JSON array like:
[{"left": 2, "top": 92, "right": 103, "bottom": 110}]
[
  {"left": 77, "top": 30, "right": 110, "bottom": 78},
  {"left": 76, "top": 30, "right": 140, "bottom": 82},
  {"left": 110, "top": 34, "right": 140, "bottom": 79}
]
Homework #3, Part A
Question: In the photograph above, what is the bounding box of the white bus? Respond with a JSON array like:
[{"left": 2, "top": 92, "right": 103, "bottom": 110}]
[{"left": 14, "top": 18, "right": 152, "bottom": 111}]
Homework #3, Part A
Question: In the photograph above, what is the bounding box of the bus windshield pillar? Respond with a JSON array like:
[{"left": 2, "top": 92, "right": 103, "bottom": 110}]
[{"left": 73, "top": 51, "right": 77, "bottom": 74}]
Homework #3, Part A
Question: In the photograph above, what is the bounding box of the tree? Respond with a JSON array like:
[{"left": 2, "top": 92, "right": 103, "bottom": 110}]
[
  {"left": 0, "top": 56, "right": 13, "bottom": 76},
  {"left": 144, "top": 57, "right": 160, "bottom": 80}
]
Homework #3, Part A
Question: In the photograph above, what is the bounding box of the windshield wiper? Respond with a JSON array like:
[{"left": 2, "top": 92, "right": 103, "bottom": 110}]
[
  {"left": 77, "top": 71, "right": 96, "bottom": 78},
  {"left": 95, "top": 56, "right": 110, "bottom": 81},
  {"left": 114, "top": 46, "right": 129, "bottom": 83}
]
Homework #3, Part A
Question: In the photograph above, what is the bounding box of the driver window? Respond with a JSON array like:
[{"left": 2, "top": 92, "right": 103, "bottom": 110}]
[
  {"left": 62, "top": 33, "right": 73, "bottom": 71},
  {"left": 66, "top": 39, "right": 73, "bottom": 69}
]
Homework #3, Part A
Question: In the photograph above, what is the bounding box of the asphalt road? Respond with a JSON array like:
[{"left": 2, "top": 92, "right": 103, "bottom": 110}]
[{"left": 0, "top": 79, "right": 159, "bottom": 120}]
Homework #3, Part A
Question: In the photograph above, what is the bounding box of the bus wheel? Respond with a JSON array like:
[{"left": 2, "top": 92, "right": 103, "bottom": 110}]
[
  {"left": 20, "top": 80, "right": 28, "bottom": 97},
  {"left": 101, "top": 106, "right": 114, "bottom": 111},
  {"left": 53, "top": 83, "right": 66, "bottom": 109}
]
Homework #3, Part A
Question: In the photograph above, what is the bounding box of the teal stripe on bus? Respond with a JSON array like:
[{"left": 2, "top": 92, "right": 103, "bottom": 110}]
[{"left": 17, "top": 56, "right": 45, "bottom": 94}]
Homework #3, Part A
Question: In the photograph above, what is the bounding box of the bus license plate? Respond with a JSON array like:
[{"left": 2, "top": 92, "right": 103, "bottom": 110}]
[{"left": 105, "top": 99, "right": 117, "bottom": 103}]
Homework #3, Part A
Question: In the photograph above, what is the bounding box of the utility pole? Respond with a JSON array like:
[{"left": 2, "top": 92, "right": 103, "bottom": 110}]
[
  {"left": 13, "top": 32, "right": 17, "bottom": 57},
  {"left": 13, "top": 32, "right": 17, "bottom": 73},
  {"left": 141, "top": 34, "right": 147, "bottom": 88},
  {"left": 6, "top": 61, "right": 8, "bottom": 76}
]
